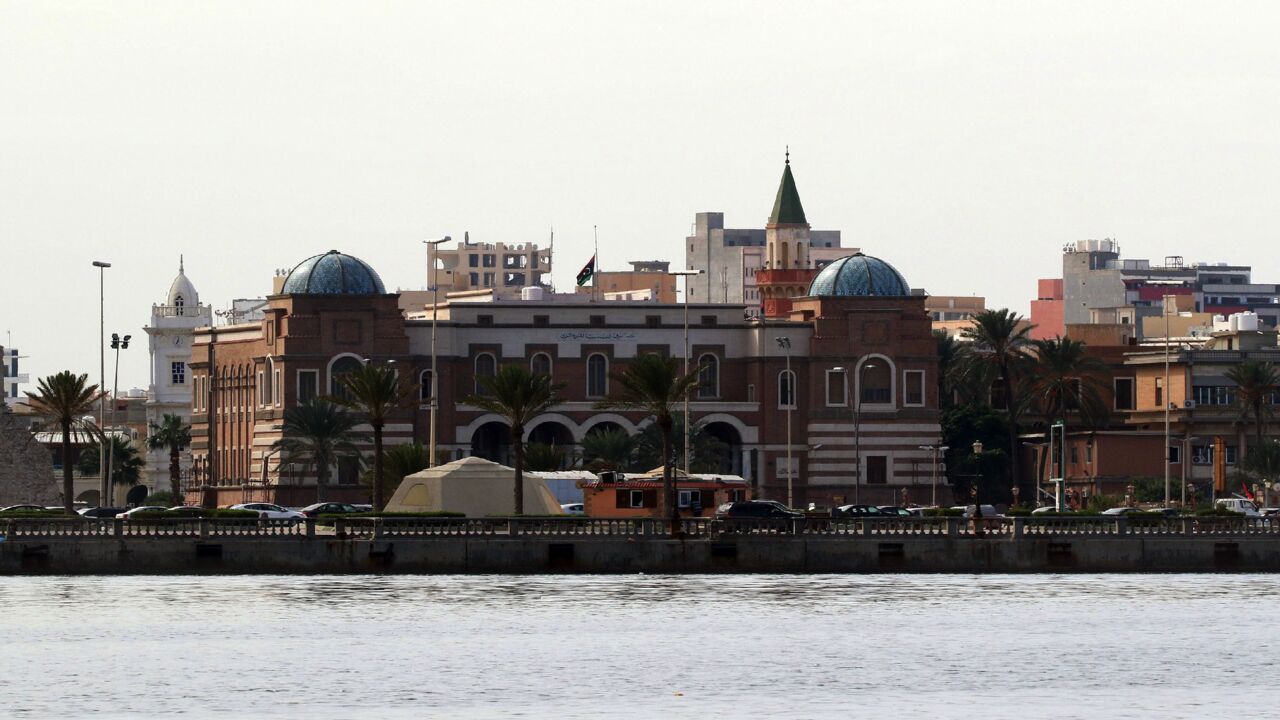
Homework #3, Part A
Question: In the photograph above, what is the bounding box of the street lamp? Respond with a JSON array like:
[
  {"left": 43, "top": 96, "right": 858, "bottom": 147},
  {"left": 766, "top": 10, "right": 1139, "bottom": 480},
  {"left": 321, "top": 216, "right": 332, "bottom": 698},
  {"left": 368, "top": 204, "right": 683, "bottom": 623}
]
[
  {"left": 971, "top": 439, "right": 985, "bottom": 536},
  {"left": 919, "top": 444, "right": 949, "bottom": 507},
  {"left": 833, "top": 360, "right": 877, "bottom": 505},
  {"left": 106, "top": 333, "right": 130, "bottom": 502},
  {"left": 92, "top": 260, "right": 111, "bottom": 504},
  {"left": 777, "top": 336, "right": 794, "bottom": 506},
  {"left": 671, "top": 270, "right": 704, "bottom": 479},
  {"left": 423, "top": 236, "right": 452, "bottom": 467}
]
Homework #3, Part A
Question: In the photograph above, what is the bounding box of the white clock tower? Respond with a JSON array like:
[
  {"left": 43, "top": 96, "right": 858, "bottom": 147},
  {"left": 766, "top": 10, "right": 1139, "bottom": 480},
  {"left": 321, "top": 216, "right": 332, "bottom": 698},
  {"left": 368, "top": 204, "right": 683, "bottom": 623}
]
[{"left": 142, "top": 257, "right": 212, "bottom": 495}]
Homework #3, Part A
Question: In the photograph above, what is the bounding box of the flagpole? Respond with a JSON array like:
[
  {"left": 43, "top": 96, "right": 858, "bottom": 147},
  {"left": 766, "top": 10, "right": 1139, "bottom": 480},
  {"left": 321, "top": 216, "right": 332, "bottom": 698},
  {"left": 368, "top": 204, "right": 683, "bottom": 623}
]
[{"left": 593, "top": 225, "right": 599, "bottom": 302}]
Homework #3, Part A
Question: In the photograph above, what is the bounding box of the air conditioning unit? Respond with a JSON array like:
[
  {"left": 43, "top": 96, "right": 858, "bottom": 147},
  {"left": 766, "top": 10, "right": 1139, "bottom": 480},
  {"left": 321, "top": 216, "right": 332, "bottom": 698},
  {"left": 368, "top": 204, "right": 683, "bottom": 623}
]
[
  {"left": 1185, "top": 400, "right": 1196, "bottom": 409},
  {"left": 598, "top": 471, "right": 619, "bottom": 484}
]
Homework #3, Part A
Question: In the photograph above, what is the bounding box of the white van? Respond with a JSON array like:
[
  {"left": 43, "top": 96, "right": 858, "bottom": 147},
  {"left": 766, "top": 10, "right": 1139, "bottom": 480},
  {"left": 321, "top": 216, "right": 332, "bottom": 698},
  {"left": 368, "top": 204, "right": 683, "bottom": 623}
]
[{"left": 1215, "top": 498, "right": 1261, "bottom": 517}]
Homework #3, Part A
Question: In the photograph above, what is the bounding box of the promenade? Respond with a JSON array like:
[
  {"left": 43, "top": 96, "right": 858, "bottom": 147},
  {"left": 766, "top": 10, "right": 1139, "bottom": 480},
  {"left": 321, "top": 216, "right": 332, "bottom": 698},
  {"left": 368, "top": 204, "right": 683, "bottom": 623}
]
[{"left": 5, "top": 516, "right": 1280, "bottom": 574}]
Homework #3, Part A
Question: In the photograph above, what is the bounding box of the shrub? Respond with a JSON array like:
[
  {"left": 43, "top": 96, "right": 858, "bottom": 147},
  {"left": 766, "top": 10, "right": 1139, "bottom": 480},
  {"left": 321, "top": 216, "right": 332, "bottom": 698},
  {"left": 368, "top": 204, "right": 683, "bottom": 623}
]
[
  {"left": 0, "top": 510, "right": 82, "bottom": 519},
  {"left": 1196, "top": 507, "right": 1244, "bottom": 517},
  {"left": 923, "top": 507, "right": 965, "bottom": 517},
  {"left": 143, "top": 491, "right": 175, "bottom": 506},
  {"left": 124, "top": 509, "right": 259, "bottom": 520}
]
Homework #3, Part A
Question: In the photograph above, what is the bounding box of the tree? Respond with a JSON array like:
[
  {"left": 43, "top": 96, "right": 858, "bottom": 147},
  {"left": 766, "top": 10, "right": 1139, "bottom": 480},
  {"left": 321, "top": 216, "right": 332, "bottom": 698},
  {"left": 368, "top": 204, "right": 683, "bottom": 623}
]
[
  {"left": 1242, "top": 439, "right": 1280, "bottom": 486},
  {"left": 272, "top": 399, "right": 364, "bottom": 504},
  {"left": 1025, "top": 337, "right": 1110, "bottom": 495},
  {"left": 1225, "top": 360, "right": 1280, "bottom": 452},
  {"left": 579, "top": 427, "right": 636, "bottom": 471},
  {"left": 25, "top": 371, "right": 100, "bottom": 512},
  {"left": 146, "top": 413, "right": 191, "bottom": 502},
  {"left": 523, "top": 442, "right": 568, "bottom": 472},
  {"left": 940, "top": 403, "right": 1012, "bottom": 504},
  {"left": 329, "top": 363, "right": 417, "bottom": 512},
  {"left": 933, "top": 330, "right": 962, "bottom": 409},
  {"left": 77, "top": 435, "right": 145, "bottom": 489},
  {"left": 596, "top": 354, "right": 701, "bottom": 530},
  {"left": 465, "top": 365, "right": 565, "bottom": 515},
  {"left": 632, "top": 416, "right": 728, "bottom": 474},
  {"left": 961, "top": 309, "right": 1034, "bottom": 499},
  {"left": 362, "top": 441, "right": 431, "bottom": 502}
]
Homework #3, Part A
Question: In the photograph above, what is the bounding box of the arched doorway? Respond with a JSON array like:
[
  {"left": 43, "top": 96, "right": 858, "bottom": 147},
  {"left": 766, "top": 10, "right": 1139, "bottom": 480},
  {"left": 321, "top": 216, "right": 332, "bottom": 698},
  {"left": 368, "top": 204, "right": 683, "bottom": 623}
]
[
  {"left": 527, "top": 421, "right": 574, "bottom": 470},
  {"left": 471, "top": 421, "right": 511, "bottom": 465},
  {"left": 702, "top": 421, "right": 743, "bottom": 476},
  {"left": 125, "top": 485, "right": 148, "bottom": 507}
]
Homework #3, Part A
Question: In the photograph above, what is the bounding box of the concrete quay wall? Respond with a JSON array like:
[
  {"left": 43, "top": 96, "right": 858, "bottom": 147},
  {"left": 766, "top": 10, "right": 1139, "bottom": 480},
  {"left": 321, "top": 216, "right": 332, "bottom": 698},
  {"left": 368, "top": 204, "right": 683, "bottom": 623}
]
[{"left": 5, "top": 535, "right": 1280, "bottom": 574}]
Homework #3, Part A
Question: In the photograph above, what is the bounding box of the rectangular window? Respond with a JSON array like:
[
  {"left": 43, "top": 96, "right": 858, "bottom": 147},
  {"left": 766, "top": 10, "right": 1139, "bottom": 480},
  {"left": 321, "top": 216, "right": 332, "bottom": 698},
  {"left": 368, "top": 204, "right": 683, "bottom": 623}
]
[
  {"left": 589, "top": 315, "right": 606, "bottom": 326},
  {"left": 629, "top": 490, "right": 645, "bottom": 508},
  {"left": 677, "top": 490, "right": 693, "bottom": 508},
  {"left": 646, "top": 315, "right": 661, "bottom": 328},
  {"left": 779, "top": 371, "right": 796, "bottom": 409},
  {"left": 747, "top": 383, "right": 756, "bottom": 403},
  {"left": 483, "top": 254, "right": 496, "bottom": 267},
  {"left": 469, "top": 272, "right": 479, "bottom": 286},
  {"left": 274, "top": 370, "right": 282, "bottom": 407},
  {"left": 298, "top": 370, "right": 319, "bottom": 403},
  {"left": 533, "top": 315, "right": 549, "bottom": 327},
  {"left": 469, "top": 255, "right": 479, "bottom": 268},
  {"left": 1114, "top": 377, "right": 1135, "bottom": 410},
  {"left": 477, "top": 315, "right": 494, "bottom": 326},
  {"left": 171, "top": 361, "right": 186, "bottom": 385},
  {"left": 1070, "top": 446, "right": 1078, "bottom": 463},
  {"left": 904, "top": 370, "right": 924, "bottom": 407},
  {"left": 1168, "top": 445, "right": 1181, "bottom": 464},
  {"left": 825, "top": 370, "right": 848, "bottom": 407},
  {"left": 701, "top": 315, "right": 717, "bottom": 326},
  {"left": 257, "top": 371, "right": 266, "bottom": 406},
  {"left": 483, "top": 272, "right": 494, "bottom": 287},
  {"left": 866, "top": 456, "right": 888, "bottom": 484},
  {"left": 1154, "top": 378, "right": 1163, "bottom": 408}
]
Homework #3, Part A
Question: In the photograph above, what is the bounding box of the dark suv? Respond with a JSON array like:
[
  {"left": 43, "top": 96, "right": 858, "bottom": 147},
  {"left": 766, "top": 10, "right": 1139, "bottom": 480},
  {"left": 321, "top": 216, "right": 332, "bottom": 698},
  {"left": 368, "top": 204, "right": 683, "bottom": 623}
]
[{"left": 714, "top": 500, "right": 804, "bottom": 520}]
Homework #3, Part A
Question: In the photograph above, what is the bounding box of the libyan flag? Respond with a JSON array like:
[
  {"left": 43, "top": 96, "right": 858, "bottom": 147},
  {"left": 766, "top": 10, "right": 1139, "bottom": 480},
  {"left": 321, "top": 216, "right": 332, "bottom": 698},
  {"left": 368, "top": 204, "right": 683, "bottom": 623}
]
[{"left": 576, "top": 255, "right": 596, "bottom": 286}]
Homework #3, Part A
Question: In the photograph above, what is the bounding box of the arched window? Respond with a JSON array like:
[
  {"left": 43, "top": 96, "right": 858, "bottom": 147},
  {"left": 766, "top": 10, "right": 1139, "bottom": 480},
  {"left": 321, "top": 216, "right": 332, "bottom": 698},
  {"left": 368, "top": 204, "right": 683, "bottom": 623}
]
[
  {"left": 697, "top": 353, "right": 719, "bottom": 399},
  {"left": 530, "top": 352, "right": 552, "bottom": 378},
  {"left": 474, "top": 353, "right": 496, "bottom": 396},
  {"left": 419, "top": 369, "right": 434, "bottom": 402},
  {"left": 329, "top": 355, "right": 363, "bottom": 399},
  {"left": 778, "top": 369, "right": 796, "bottom": 409},
  {"left": 586, "top": 354, "right": 608, "bottom": 398},
  {"left": 174, "top": 295, "right": 185, "bottom": 316},
  {"left": 859, "top": 359, "right": 893, "bottom": 405}
]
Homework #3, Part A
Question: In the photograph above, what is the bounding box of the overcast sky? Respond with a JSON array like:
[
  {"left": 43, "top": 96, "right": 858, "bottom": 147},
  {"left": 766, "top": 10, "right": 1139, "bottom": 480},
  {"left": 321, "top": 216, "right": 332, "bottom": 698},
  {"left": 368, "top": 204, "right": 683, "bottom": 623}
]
[{"left": 4, "top": 0, "right": 1279, "bottom": 391}]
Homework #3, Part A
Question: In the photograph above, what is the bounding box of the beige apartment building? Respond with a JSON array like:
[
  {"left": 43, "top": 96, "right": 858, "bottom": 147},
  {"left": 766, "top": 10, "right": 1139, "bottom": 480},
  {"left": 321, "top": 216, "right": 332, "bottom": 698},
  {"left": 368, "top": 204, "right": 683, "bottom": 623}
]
[{"left": 427, "top": 234, "right": 553, "bottom": 299}]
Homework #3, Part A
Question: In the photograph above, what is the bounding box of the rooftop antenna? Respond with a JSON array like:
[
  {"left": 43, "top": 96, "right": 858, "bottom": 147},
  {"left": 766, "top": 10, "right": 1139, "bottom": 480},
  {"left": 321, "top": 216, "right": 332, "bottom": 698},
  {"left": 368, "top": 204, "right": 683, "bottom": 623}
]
[{"left": 548, "top": 225, "right": 556, "bottom": 293}]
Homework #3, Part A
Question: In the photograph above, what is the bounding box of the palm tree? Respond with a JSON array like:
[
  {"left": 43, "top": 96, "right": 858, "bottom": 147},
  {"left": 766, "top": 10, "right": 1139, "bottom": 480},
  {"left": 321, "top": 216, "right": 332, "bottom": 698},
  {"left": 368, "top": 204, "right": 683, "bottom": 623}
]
[
  {"left": 273, "top": 398, "right": 364, "bottom": 504},
  {"left": 1025, "top": 337, "right": 1110, "bottom": 493},
  {"left": 146, "top": 413, "right": 191, "bottom": 502},
  {"left": 579, "top": 427, "right": 636, "bottom": 471},
  {"left": 465, "top": 365, "right": 565, "bottom": 515},
  {"left": 961, "top": 309, "right": 1034, "bottom": 499},
  {"left": 596, "top": 354, "right": 701, "bottom": 530},
  {"left": 329, "top": 363, "right": 417, "bottom": 512},
  {"left": 933, "top": 330, "right": 962, "bottom": 408},
  {"left": 77, "top": 435, "right": 145, "bottom": 488},
  {"left": 1225, "top": 360, "right": 1280, "bottom": 452},
  {"left": 26, "top": 371, "right": 100, "bottom": 512},
  {"left": 633, "top": 416, "right": 728, "bottom": 474},
  {"left": 524, "top": 442, "right": 568, "bottom": 472},
  {"left": 363, "top": 441, "right": 431, "bottom": 502}
]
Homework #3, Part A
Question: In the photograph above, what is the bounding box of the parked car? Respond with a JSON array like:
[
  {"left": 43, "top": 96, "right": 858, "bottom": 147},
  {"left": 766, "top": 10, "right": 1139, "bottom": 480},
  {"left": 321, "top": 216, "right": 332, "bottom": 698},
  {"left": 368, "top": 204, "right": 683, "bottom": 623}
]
[
  {"left": 714, "top": 500, "right": 804, "bottom": 520},
  {"left": 1, "top": 504, "right": 50, "bottom": 512},
  {"left": 229, "top": 503, "right": 306, "bottom": 520},
  {"left": 115, "top": 506, "right": 168, "bottom": 519},
  {"left": 833, "top": 504, "right": 887, "bottom": 518},
  {"left": 299, "top": 502, "right": 362, "bottom": 518},
  {"left": 1216, "top": 498, "right": 1262, "bottom": 517},
  {"left": 559, "top": 503, "right": 585, "bottom": 515},
  {"left": 1101, "top": 507, "right": 1143, "bottom": 516},
  {"left": 1031, "top": 506, "right": 1072, "bottom": 515},
  {"left": 954, "top": 504, "right": 1000, "bottom": 518},
  {"left": 77, "top": 507, "right": 126, "bottom": 519},
  {"left": 162, "top": 506, "right": 208, "bottom": 517},
  {"left": 876, "top": 506, "right": 915, "bottom": 517}
]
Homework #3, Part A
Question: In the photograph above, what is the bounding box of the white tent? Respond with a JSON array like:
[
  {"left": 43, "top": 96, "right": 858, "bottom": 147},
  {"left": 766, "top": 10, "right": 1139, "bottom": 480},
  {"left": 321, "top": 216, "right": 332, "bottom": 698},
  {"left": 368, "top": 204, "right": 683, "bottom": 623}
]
[{"left": 385, "top": 456, "right": 563, "bottom": 516}]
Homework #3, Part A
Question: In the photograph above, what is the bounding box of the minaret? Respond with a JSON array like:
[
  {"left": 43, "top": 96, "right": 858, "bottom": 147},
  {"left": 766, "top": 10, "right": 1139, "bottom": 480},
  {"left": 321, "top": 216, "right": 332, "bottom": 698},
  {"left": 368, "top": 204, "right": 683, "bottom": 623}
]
[
  {"left": 766, "top": 147, "right": 811, "bottom": 270},
  {"left": 755, "top": 149, "right": 819, "bottom": 318}
]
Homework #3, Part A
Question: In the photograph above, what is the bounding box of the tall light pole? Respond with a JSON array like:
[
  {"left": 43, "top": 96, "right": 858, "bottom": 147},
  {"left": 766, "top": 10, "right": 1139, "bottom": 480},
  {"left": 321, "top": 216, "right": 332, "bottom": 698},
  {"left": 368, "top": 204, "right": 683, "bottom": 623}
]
[
  {"left": 423, "top": 236, "right": 452, "bottom": 467},
  {"left": 1163, "top": 294, "right": 1173, "bottom": 507},
  {"left": 777, "top": 336, "right": 793, "bottom": 506},
  {"left": 672, "top": 270, "right": 703, "bottom": 478},
  {"left": 107, "top": 333, "right": 130, "bottom": 503},
  {"left": 834, "top": 360, "right": 877, "bottom": 505},
  {"left": 92, "top": 260, "right": 111, "bottom": 505},
  {"left": 919, "top": 444, "right": 949, "bottom": 507}
]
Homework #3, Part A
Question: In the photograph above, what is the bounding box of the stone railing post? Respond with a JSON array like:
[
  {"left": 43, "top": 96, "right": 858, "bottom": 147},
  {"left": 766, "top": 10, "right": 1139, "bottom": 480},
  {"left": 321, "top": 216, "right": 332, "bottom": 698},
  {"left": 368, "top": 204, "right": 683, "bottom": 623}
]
[
  {"left": 946, "top": 517, "right": 959, "bottom": 538},
  {"left": 2, "top": 519, "right": 12, "bottom": 539},
  {"left": 1012, "top": 516, "right": 1025, "bottom": 539},
  {"left": 1182, "top": 517, "right": 1193, "bottom": 536},
  {"left": 373, "top": 517, "right": 384, "bottom": 539},
  {"left": 198, "top": 519, "right": 210, "bottom": 541},
  {"left": 1115, "top": 517, "right": 1128, "bottom": 536},
  {"left": 507, "top": 518, "right": 518, "bottom": 536},
  {"left": 112, "top": 518, "right": 123, "bottom": 539},
  {"left": 305, "top": 519, "right": 316, "bottom": 539},
  {"left": 861, "top": 519, "right": 874, "bottom": 537},
  {"left": 334, "top": 517, "right": 346, "bottom": 538}
]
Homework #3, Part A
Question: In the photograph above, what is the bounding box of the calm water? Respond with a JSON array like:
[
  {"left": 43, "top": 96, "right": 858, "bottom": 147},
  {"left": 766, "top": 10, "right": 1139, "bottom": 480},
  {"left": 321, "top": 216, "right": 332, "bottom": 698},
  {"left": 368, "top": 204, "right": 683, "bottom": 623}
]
[{"left": 2, "top": 574, "right": 1277, "bottom": 719}]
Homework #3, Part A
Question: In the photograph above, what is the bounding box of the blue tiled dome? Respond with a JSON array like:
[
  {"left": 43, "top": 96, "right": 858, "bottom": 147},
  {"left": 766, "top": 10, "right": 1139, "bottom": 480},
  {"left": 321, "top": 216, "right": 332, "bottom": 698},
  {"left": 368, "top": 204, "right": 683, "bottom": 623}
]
[
  {"left": 808, "top": 253, "right": 911, "bottom": 297},
  {"left": 280, "top": 250, "right": 386, "bottom": 295}
]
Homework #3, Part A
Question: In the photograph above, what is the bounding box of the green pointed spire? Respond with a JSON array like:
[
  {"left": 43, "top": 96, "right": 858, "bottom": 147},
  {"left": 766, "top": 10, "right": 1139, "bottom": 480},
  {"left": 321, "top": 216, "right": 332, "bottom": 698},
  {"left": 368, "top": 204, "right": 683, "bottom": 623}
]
[{"left": 769, "top": 151, "right": 807, "bottom": 226}]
